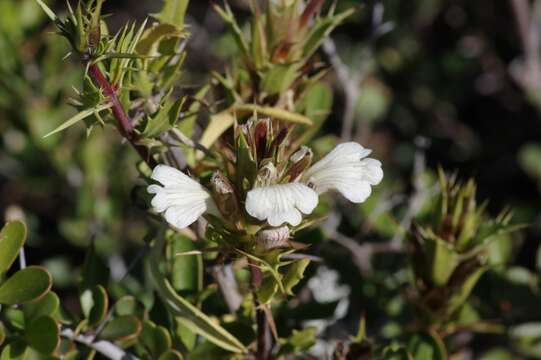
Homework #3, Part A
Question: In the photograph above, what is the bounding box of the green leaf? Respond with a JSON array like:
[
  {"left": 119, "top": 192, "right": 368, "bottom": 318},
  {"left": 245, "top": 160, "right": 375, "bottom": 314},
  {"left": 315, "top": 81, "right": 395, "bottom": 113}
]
[
  {"left": 198, "top": 111, "right": 235, "bottom": 154},
  {"left": 0, "top": 340, "right": 28, "bottom": 360},
  {"left": 150, "top": 236, "right": 247, "bottom": 354},
  {"left": 296, "top": 83, "right": 333, "bottom": 143},
  {"left": 0, "top": 266, "right": 52, "bottom": 305},
  {"left": 141, "top": 320, "right": 173, "bottom": 358},
  {"left": 0, "top": 220, "right": 26, "bottom": 275},
  {"left": 99, "top": 315, "right": 142, "bottom": 342},
  {"left": 234, "top": 104, "right": 313, "bottom": 125},
  {"left": 170, "top": 233, "right": 202, "bottom": 295},
  {"left": 423, "top": 234, "right": 461, "bottom": 287},
  {"left": 282, "top": 259, "right": 310, "bottom": 295},
  {"left": 23, "top": 291, "right": 60, "bottom": 323},
  {"left": 261, "top": 63, "right": 299, "bottom": 95},
  {"left": 33, "top": 0, "right": 57, "bottom": 21},
  {"left": 115, "top": 296, "right": 140, "bottom": 316},
  {"left": 407, "top": 331, "right": 447, "bottom": 360},
  {"left": 80, "top": 242, "right": 110, "bottom": 290},
  {"left": 43, "top": 103, "right": 113, "bottom": 138},
  {"left": 80, "top": 285, "right": 108, "bottom": 327},
  {"left": 142, "top": 97, "right": 185, "bottom": 138},
  {"left": 0, "top": 321, "right": 5, "bottom": 347},
  {"left": 137, "top": 23, "right": 184, "bottom": 56},
  {"left": 212, "top": 3, "right": 249, "bottom": 57},
  {"left": 278, "top": 327, "right": 317, "bottom": 356},
  {"left": 519, "top": 143, "right": 541, "bottom": 179},
  {"left": 25, "top": 316, "right": 60, "bottom": 354},
  {"left": 155, "top": 0, "right": 189, "bottom": 29},
  {"left": 177, "top": 85, "right": 209, "bottom": 138},
  {"left": 159, "top": 350, "right": 184, "bottom": 360},
  {"left": 303, "top": 8, "right": 355, "bottom": 59}
]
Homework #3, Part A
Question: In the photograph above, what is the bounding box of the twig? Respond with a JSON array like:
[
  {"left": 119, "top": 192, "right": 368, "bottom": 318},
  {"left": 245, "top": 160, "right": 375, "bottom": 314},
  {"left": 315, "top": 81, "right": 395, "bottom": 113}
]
[
  {"left": 324, "top": 138, "right": 431, "bottom": 274},
  {"left": 389, "top": 136, "right": 432, "bottom": 247},
  {"left": 19, "top": 246, "right": 27, "bottom": 270},
  {"left": 61, "top": 328, "right": 140, "bottom": 360},
  {"left": 248, "top": 259, "right": 272, "bottom": 360},
  {"left": 322, "top": 39, "right": 361, "bottom": 141},
  {"left": 88, "top": 63, "right": 157, "bottom": 168},
  {"left": 323, "top": 2, "right": 393, "bottom": 141},
  {"left": 211, "top": 264, "right": 243, "bottom": 313}
]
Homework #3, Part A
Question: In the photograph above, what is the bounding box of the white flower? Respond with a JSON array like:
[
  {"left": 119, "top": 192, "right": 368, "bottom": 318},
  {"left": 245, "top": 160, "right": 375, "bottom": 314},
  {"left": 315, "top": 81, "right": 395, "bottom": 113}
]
[
  {"left": 304, "top": 142, "right": 383, "bottom": 203},
  {"left": 245, "top": 183, "right": 318, "bottom": 227},
  {"left": 147, "top": 165, "right": 211, "bottom": 229},
  {"left": 245, "top": 142, "right": 383, "bottom": 227}
]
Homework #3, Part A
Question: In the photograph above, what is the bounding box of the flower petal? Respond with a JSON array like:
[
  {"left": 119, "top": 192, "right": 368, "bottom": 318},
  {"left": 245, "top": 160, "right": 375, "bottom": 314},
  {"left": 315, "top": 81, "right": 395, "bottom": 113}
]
[
  {"left": 148, "top": 165, "right": 210, "bottom": 229},
  {"left": 304, "top": 142, "right": 383, "bottom": 203},
  {"left": 245, "top": 183, "right": 318, "bottom": 227}
]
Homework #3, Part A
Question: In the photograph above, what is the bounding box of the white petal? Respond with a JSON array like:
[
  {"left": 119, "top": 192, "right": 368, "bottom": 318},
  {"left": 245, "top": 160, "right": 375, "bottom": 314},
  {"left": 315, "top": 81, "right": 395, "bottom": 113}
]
[
  {"left": 147, "top": 165, "right": 210, "bottom": 229},
  {"left": 245, "top": 183, "right": 318, "bottom": 227},
  {"left": 304, "top": 142, "right": 383, "bottom": 203}
]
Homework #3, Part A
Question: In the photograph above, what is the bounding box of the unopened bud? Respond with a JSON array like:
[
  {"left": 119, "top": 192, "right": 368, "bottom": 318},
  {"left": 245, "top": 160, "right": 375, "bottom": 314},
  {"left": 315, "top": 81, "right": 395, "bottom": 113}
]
[
  {"left": 254, "top": 119, "right": 269, "bottom": 161},
  {"left": 256, "top": 226, "right": 290, "bottom": 250},
  {"left": 210, "top": 171, "right": 240, "bottom": 223},
  {"left": 256, "top": 162, "right": 278, "bottom": 186},
  {"left": 286, "top": 146, "right": 313, "bottom": 182}
]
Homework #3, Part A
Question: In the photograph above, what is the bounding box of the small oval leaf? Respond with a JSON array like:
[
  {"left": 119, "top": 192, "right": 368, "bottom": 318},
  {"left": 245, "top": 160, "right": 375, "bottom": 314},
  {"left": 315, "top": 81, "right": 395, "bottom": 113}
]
[
  {"left": 80, "top": 285, "right": 109, "bottom": 327},
  {"left": 0, "top": 221, "right": 27, "bottom": 275},
  {"left": 25, "top": 316, "right": 60, "bottom": 355},
  {"left": 99, "top": 315, "right": 142, "bottom": 342},
  {"left": 0, "top": 266, "right": 52, "bottom": 305},
  {"left": 23, "top": 291, "right": 60, "bottom": 323}
]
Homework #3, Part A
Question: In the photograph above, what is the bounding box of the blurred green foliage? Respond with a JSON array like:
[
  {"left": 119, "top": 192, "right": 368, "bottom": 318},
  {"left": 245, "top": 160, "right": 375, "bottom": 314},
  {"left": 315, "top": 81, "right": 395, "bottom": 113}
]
[{"left": 0, "top": 0, "right": 540, "bottom": 359}]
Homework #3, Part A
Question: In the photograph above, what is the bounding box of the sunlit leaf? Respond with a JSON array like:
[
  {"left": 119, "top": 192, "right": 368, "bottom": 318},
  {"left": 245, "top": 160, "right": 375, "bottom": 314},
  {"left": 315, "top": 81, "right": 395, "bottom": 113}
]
[
  {"left": 0, "top": 267, "right": 52, "bottom": 305},
  {"left": 43, "top": 103, "right": 112, "bottom": 138},
  {"left": 0, "top": 220, "right": 26, "bottom": 275}
]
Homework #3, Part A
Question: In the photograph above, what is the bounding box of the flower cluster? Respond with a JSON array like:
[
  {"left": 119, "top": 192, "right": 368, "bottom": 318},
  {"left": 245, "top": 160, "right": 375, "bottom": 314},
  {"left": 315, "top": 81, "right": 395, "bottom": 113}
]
[{"left": 147, "top": 118, "right": 383, "bottom": 250}]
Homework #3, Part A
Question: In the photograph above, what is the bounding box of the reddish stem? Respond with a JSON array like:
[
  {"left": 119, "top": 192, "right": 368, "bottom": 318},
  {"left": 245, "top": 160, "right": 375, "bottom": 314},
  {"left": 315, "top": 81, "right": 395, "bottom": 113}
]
[
  {"left": 88, "top": 63, "right": 157, "bottom": 168},
  {"left": 248, "top": 259, "right": 272, "bottom": 360}
]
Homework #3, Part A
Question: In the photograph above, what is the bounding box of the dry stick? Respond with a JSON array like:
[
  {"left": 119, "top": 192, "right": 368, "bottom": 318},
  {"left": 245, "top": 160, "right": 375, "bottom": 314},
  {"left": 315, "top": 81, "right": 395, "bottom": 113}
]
[
  {"left": 248, "top": 259, "right": 272, "bottom": 360},
  {"left": 87, "top": 63, "right": 157, "bottom": 169},
  {"left": 61, "top": 328, "right": 140, "bottom": 360}
]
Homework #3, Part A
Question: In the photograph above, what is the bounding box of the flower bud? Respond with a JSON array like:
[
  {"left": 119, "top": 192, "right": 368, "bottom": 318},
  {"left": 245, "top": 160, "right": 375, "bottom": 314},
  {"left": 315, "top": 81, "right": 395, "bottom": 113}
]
[
  {"left": 256, "top": 226, "right": 290, "bottom": 250},
  {"left": 210, "top": 171, "right": 240, "bottom": 224},
  {"left": 286, "top": 146, "right": 313, "bottom": 182}
]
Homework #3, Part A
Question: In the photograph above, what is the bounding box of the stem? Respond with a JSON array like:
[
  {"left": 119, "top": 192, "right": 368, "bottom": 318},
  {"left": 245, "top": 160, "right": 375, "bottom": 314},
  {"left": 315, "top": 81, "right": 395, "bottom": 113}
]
[
  {"left": 61, "top": 328, "right": 140, "bottom": 360},
  {"left": 248, "top": 259, "right": 272, "bottom": 360},
  {"left": 88, "top": 63, "right": 157, "bottom": 168}
]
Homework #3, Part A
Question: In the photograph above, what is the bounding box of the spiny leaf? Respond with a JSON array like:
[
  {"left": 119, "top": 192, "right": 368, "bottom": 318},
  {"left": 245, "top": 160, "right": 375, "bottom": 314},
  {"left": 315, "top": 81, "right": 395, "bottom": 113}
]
[
  {"left": 43, "top": 103, "right": 113, "bottom": 138},
  {"left": 155, "top": 0, "right": 189, "bottom": 29},
  {"left": 234, "top": 104, "right": 313, "bottom": 125},
  {"left": 283, "top": 259, "right": 310, "bottom": 295},
  {"left": 33, "top": 0, "right": 57, "bottom": 21}
]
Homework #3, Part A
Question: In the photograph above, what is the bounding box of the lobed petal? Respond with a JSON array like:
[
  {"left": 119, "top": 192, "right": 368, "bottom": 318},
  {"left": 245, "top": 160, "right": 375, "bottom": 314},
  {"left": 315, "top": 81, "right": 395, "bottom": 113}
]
[
  {"left": 245, "top": 183, "right": 318, "bottom": 227},
  {"left": 147, "top": 165, "right": 211, "bottom": 229},
  {"left": 304, "top": 142, "right": 383, "bottom": 203}
]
